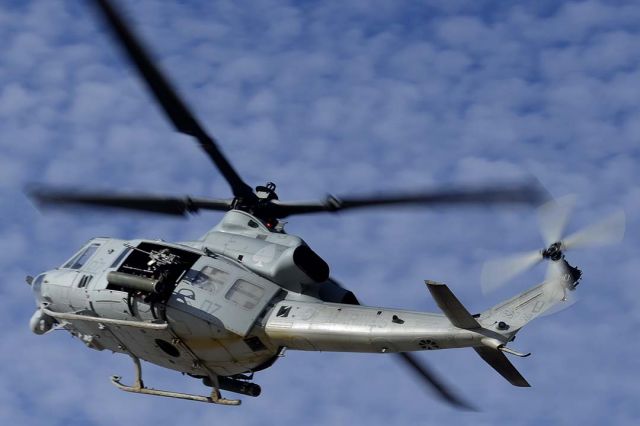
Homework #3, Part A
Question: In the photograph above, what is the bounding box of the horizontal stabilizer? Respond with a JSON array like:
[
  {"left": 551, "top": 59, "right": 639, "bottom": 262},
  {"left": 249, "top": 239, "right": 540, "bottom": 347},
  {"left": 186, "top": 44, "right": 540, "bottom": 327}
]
[
  {"left": 425, "top": 280, "right": 480, "bottom": 329},
  {"left": 473, "top": 346, "right": 530, "bottom": 387}
]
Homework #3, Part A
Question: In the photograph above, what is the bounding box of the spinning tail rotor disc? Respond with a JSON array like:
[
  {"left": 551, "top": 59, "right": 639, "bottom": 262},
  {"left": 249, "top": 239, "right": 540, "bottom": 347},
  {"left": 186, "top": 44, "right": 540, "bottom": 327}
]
[{"left": 481, "top": 195, "right": 625, "bottom": 295}]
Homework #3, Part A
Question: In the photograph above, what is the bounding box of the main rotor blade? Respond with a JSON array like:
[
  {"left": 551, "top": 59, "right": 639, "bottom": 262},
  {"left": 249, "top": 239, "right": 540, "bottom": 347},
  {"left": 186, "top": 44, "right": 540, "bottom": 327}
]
[
  {"left": 396, "top": 352, "right": 476, "bottom": 411},
  {"left": 28, "top": 187, "right": 233, "bottom": 216},
  {"left": 92, "top": 0, "right": 254, "bottom": 199},
  {"left": 268, "top": 183, "right": 547, "bottom": 218},
  {"left": 327, "top": 277, "right": 474, "bottom": 410}
]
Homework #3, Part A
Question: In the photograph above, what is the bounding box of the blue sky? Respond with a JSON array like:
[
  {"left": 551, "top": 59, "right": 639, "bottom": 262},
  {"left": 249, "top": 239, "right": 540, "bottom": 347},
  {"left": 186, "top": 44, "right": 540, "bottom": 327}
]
[{"left": 1, "top": 0, "right": 638, "bottom": 425}]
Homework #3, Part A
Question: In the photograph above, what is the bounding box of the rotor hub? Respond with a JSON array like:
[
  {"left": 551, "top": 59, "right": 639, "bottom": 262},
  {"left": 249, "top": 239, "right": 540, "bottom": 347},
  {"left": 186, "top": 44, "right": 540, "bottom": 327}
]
[
  {"left": 255, "top": 182, "right": 278, "bottom": 202},
  {"left": 542, "top": 242, "right": 563, "bottom": 261}
]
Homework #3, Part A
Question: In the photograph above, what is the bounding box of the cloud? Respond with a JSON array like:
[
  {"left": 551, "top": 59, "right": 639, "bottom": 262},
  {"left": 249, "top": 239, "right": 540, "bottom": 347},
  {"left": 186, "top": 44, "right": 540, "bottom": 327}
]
[{"left": 1, "top": 0, "right": 639, "bottom": 425}]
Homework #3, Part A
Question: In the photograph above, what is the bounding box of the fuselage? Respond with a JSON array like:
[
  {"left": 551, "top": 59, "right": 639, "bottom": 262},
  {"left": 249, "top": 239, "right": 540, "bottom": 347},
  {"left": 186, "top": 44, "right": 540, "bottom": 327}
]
[{"left": 30, "top": 210, "right": 489, "bottom": 379}]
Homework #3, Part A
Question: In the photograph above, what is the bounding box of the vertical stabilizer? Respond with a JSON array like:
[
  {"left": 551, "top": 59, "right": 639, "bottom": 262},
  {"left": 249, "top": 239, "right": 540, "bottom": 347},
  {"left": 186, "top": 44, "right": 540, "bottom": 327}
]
[
  {"left": 479, "top": 276, "right": 576, "bottom": 337},
  {"left": 425, "top": 280, "right": 480, "bottom": 329},
  {"left": 425, "top": 280, "right": 531, "bottom": 387},
  {"left": 473, "top": 346, "right": 530, "bottom": 387}
]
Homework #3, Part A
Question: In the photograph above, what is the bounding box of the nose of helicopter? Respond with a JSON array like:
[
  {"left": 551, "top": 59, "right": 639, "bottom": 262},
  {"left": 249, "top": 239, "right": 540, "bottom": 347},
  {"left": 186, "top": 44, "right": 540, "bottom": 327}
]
[
  {"left": 27, "top": 273, "right": 46, "bottom": 304},
  {"left": 28, "top": 273, "right": 57, "bottom": 334}
]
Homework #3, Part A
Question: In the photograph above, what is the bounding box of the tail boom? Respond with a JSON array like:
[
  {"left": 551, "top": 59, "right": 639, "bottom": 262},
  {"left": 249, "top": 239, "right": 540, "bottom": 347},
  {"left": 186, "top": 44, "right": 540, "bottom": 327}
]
[{"left": 479, "top": 277, "right": 577, "bottom": 337}]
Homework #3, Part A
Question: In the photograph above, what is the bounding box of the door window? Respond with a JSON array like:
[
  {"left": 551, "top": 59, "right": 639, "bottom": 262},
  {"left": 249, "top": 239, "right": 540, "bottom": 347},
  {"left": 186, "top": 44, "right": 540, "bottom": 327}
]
[
  {"left": 225, "top": 280, "right": 265, "bottom": 310},
  {"left": 185, "top": 265, "right": 230, "bottom": 294}
]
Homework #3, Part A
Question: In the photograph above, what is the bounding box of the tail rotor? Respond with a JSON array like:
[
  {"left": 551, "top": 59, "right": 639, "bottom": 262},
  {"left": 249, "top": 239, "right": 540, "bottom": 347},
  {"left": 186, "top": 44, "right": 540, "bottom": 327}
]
[{"left": 481, "top": 195, "right": 625, "bottom": 295}]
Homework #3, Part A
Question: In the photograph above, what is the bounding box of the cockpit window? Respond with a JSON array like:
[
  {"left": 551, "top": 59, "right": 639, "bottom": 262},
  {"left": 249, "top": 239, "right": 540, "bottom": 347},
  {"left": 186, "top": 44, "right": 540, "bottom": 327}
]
[
  {"left": 63, "top": 243, "right": 100, "bottom": 270},
  {"left": 110, "top": 247, "right": 132, "bottom": 269}
]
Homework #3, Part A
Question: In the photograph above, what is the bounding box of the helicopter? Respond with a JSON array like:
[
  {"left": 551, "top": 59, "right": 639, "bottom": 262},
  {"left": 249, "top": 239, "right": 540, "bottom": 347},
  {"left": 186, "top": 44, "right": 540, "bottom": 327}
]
[{"left": 25, "top": 0, "right": 625, "bottom": 410}]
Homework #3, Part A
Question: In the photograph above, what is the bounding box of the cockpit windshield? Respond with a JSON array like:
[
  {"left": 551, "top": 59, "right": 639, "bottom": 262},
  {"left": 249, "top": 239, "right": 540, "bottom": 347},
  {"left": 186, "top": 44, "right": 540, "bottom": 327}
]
[{"left": 62, "top": 243, "right": 100, "bottom": 270}]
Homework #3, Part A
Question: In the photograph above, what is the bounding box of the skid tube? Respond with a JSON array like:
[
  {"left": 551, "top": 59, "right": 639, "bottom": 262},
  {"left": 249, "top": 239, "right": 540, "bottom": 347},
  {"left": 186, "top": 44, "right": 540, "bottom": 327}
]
[{"left": 111, "top": 355, "right": 241, "bottom": 406}]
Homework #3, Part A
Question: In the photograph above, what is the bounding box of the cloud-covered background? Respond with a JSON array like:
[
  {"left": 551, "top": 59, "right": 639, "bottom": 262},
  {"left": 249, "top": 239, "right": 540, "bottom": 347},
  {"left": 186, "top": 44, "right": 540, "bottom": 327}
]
[{"left": 1, "top": 0, "right": 638, "bottom": 424}]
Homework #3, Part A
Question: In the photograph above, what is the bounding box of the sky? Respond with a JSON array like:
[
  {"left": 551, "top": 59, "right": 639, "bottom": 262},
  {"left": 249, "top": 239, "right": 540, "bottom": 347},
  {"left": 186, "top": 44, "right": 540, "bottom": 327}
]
[{"left": 0, "top": 0, "right": 639, "bottom": 425}]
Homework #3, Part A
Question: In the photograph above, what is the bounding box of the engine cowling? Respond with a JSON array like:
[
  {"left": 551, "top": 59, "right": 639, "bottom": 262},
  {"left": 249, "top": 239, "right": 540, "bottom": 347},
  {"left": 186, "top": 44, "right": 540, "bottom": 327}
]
[
  {"left": 199, "top": 210, "right": 330, "bottom": 292},
  {"left": 204, "top": 235, "right": 329, "bottom": 292}
]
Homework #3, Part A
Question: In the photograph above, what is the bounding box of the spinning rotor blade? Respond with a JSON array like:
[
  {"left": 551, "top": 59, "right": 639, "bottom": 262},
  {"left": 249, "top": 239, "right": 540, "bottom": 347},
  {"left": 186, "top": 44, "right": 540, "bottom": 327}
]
[
  {"left": 28, "top": 187, "right": 233, "bottom": 216},
  {"left": 397, "top": 352, "right": 475, "bottom": 411},
  {"left": 482, "top": 194, "right": 576, "bottom": 293},
  {"left": 92, "top": 0, "right": 254, "bottom": 199},
  {"left": 482, "top": 193, "right": 625, "bottom": 293},
  {"left": 327, "top": 277, "right": 473, "bottom": 410},
  {"left": 269, "top": 183, "right": 547, "bottom": 218},
  {"left": 563, "top": 210, "right": 625, "bottom": 250},
  {"left": 481, "top": 250, "right": 543, "bottom": 294},
  {"left": 537, "top": 195, "right": 576, "bottom": 246}
]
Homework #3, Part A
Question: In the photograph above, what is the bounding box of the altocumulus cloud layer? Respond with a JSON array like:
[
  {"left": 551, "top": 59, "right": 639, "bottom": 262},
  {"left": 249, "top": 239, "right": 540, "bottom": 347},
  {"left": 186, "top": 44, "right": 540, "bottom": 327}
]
[{"left": 0, "top": 1, "right": 638, "bottom": 425}]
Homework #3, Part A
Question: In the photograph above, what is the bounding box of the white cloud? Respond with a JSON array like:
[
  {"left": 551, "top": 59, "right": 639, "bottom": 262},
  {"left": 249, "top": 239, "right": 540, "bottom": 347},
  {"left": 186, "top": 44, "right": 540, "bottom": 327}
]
[{"left": 1, "top": 0, "right": 639, "bottom": 425}]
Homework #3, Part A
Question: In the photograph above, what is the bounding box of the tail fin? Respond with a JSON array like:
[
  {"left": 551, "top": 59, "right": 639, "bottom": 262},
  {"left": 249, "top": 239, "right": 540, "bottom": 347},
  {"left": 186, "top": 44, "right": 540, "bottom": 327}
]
[
  {"left": 473, "top": 346, "right": 529, "bottom": 387},
  {"left": 426, "top": 278, "right": 577, "bottom": 388},
  {"left": 479, "top": 275, "right": 576, "bottom": 336},
  {"left": 426, "top": 281, "right": 531, "bottom": 387}
]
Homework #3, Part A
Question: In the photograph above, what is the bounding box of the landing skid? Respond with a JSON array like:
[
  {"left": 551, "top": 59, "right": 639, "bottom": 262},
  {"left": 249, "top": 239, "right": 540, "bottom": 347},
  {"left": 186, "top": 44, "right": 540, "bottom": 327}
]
[{"left": 111, "top": 356, "right": 241, "bottom": 406}]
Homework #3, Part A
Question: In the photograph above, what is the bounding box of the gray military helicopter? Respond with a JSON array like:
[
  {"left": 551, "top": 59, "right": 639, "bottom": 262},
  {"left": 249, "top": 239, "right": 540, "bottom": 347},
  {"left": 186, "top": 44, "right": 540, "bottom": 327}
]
[{"left": 25, "top": 0, "right": 624, "bottom": 410}]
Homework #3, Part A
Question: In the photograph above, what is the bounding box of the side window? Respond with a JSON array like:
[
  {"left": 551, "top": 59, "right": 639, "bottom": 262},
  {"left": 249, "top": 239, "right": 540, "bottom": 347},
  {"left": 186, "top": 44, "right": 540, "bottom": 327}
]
[
  {"left": 77, "top": 275, "right": 93, "bottom": 288},
  {"left": 63, "top": 243, "right": 100, "bottom": 270},
  {"left": 184, "top": 265, "right": 229, "bottom": 294},
  {"left": 225, "top": 279, "right": 265, "bottom": 310}
]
